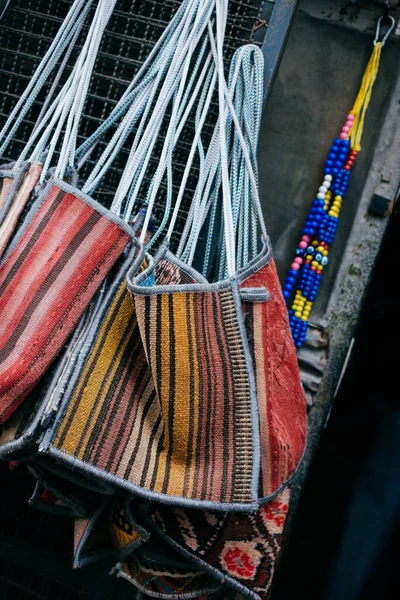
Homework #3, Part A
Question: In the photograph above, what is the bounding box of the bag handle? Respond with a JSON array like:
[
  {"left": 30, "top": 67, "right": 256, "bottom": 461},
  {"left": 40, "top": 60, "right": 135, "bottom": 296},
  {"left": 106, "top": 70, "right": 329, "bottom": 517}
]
[
  {"left": 137, "top": 1, "right": 226, "bottom": 246},
  {"left": 75, "top": 0, "right": 196, "bottom": 169},
  {"left": 0, "top": 0, "right": 92, "bottom": 159},
  {"left": 176, "top": 38, "right": 265, "bottom": 278},
  {"left": 14, "top": 0, "right": 116, "bottom": 184},
  {"left": 80, "top": 0, "right": 217, "bottom": 231},
  {"left": 116, "top": 0, "right": 217, "bottom": 227}
]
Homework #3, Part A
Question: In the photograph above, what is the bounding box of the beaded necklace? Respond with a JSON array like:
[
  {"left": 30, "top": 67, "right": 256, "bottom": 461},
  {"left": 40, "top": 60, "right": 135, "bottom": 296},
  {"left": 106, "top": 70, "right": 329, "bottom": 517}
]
[{"left": 283, "top": 14, "right": 394, "bottom": 348}]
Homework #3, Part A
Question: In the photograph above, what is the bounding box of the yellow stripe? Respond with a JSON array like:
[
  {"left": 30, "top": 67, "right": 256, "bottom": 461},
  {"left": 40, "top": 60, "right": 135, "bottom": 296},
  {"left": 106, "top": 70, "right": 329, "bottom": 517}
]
[
  {"left": 55, "top": 285, "right": 134, "bottom": 454},
  {"left": 54, "top": 284, "right": 125, "bottom": 447},
  {"left": 165, "top": 292, "right": 191, "bottom": 496}
]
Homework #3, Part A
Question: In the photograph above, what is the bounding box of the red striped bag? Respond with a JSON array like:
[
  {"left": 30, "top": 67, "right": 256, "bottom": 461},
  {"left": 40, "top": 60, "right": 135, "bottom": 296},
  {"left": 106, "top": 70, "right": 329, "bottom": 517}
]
[{"left": 0, "top": 178, "right": 134, "bottom": 424}]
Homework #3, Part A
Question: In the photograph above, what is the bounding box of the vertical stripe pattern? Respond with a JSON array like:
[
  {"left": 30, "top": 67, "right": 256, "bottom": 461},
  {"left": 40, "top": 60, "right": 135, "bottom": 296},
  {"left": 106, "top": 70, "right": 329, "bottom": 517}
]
[
  {"left": 0, "top": 183, "right": 131, "bottom": 424},
  {"left": 51, "top": 257, "right": 255, "bottom": 506},
  {"left": 241, "top": 258, "right": 307, "bottom": 498}
]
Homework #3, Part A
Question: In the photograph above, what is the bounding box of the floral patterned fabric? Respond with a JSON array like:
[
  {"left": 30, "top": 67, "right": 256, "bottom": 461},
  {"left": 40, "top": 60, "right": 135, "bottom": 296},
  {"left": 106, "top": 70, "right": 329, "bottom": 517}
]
[{"left": 141, "top": 487, "right": 290, "bottom": 600}]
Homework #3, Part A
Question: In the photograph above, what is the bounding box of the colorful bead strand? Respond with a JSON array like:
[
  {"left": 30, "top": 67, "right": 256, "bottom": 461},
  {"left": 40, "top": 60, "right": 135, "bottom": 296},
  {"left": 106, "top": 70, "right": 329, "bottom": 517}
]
[{"left": 283, "top": 34, "right": 385, "bottom": 348}]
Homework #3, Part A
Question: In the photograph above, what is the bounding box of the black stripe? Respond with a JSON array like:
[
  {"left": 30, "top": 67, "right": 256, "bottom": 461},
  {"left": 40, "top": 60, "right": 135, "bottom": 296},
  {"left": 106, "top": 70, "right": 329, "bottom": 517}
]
[
  {"left": 77, "top": 298, "right": 137, "bottom": 459},
  {"left": 199, "top": 292, "right": 213, "bottom": 500},
  {"left": 83, "top": 312, "right": 141, "bottom": 464},
  {"left": 104, "top": 337, "right": 149, "bottom": 472},
  {"left": 147, "top": 413, "right": 164, "bottom": 490},
  {"left": 126, "top": 385, "right": 157, "bottom": 485},
  {"left": 182, "top": 293, "right": 195, "bottom": 497},
  {"left": 93, "top": 318, "right": 142, "bottom": 467}
]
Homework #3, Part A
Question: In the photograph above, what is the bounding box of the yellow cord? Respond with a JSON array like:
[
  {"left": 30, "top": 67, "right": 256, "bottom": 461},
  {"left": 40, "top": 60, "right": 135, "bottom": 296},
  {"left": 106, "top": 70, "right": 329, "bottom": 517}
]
[{"left": 349, "top": 42, "right": 382, "bottom": 151}]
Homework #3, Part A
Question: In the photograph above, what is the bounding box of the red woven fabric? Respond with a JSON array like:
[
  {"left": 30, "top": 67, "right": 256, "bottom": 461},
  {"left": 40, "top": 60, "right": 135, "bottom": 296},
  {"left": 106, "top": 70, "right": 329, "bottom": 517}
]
[
  {"left": 241, "top": 258, "right": 307, "bottom": 498},
  {"left": 0, "top": 183, "right": 131, "bottom": 424}
]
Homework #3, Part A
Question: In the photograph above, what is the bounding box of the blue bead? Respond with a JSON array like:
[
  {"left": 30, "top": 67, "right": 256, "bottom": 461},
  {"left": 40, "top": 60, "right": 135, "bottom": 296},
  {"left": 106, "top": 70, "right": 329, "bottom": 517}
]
[
  {"left": 332, "top": 168, "right": 339, "bottom": 175},
  {"left": 335, "top": 160, "right": 343, "bottom": 168},
  {"left": 338, "top": 153, "right": 347, "bottom": 162},
  {"left": 323, "top": 168, "right": 332, "bottom": 175},
  {"left": 328, "top": 152, "right": 336, "bottom": 160},
  {"left": 334, "top": 138, "right": 342, "bottom": 145},
  {"left": 325, "top": 160, "right": 334, "bottom": 168}
]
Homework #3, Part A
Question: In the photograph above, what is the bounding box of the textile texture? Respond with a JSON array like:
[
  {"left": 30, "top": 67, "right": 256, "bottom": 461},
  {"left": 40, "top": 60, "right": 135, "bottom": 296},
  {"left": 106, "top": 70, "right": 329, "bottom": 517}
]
[
  {"left": 49, "top": 254, "right": 256, "bottom": 508},
  {"left": 121, "top": 553, "right": 222, "bottom": 599},
  {"left": 0, "top": 163, "right": 42, "bottom": 258},
  {"left": 0, "top": 182, "right": 132, "bottom": 424},
  {"left": 133, "top": 284, "right": 255, "bottom": 505},
  {"left": 144, "top": 486, "right": 291, "bottom": 600},
  {"left": 109, "top": 494, "right": 149, "bottom": 558},
  {"left": 240, "top": 258, "right": 306, "bottom": 498},
  {"left": 26, "top": 462, "right": 100, "bottom": 517},
  {"left": 116, "top": 523, "right": 223, "bottom": 599},
  {"left": 73, "top": 498, "right": 112, "bottom": 568}
]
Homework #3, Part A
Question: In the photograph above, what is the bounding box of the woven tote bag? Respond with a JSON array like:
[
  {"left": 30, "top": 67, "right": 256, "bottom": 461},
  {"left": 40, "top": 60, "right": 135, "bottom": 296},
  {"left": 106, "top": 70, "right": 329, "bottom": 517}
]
[
  {"left": 0, "top": 0, "right": 94, "bottom": 257},
  {"left": 0, "top": 0, "right": 216, "bottom": 453},
  {"left": 135, "top": 486, "right": 291, "bottom": 600},
  {"left": 0, "top": 0, "right": 136, "bottom": 425},
  {"left": 128, "top": 244, "right": 306, "bottom": 505},
  {"left": 40, "top": 248, "right": 233, "bottom": 507},
  {"left": 126, "top": 38, "right": 306, "bottom": 505},
  {"left": 0, "top": 179, "right": 134, "bottom": 424}
]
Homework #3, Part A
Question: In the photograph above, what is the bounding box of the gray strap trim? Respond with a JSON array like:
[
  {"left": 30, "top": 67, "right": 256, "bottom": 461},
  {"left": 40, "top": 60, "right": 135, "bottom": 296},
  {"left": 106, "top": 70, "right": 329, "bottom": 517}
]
[{"left": 239, "top": 287, "right": 270, "bottom": 302}]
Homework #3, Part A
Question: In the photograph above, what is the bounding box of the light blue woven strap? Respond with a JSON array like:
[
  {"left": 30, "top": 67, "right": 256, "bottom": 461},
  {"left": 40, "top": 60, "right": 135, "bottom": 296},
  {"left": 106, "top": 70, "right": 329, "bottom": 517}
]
[
  {"left": 75, "top": 0, "right": 194, "bottom": 167},
  {"left": 176, "top": 40, "right": 265, "bottom": 280},
  {"left": 0, "top": 0, "right": 92, "bottom": 159},
  {"left": 14, "top": 0, "right": 117, "bottom": 183}
]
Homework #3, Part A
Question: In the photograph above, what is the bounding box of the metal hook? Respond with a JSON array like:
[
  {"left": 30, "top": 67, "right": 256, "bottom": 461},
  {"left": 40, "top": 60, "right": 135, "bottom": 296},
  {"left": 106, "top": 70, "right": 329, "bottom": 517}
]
[{"left": 374, "top": 14, "right": 395, "bottom": 47}]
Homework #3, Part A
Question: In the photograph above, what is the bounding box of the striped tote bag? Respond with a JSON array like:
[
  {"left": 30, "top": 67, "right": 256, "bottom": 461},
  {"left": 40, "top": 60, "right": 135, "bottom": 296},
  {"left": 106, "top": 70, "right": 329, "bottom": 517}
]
[
  {"left": 126, "top": 241, "right": 306, "bottom": 506},
  {"left": 124, "top": 40, "right": 307, "bottom": 507},
  {"left": 0, "top": 178, "right": 134, "bottom": 424},
  {"left": 38, "top": 40, "right": 306, "bottom": 510},
  {"left": 39, "top": 247, "right": 251, "bottom": 508}
]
